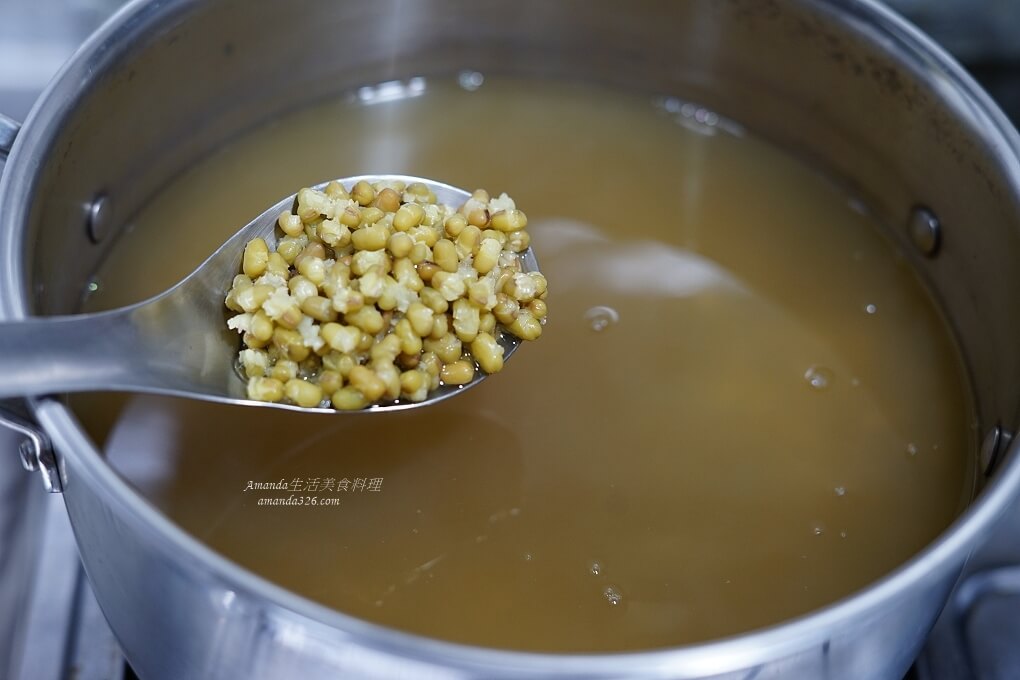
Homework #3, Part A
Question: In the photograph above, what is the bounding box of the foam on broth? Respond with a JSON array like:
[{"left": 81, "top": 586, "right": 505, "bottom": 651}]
[{"left": 74, "top": 77, "right": 974, "bottom": 651}]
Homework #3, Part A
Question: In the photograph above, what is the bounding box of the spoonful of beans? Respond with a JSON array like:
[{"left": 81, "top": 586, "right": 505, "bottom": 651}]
[{"left": 0, "top": 175, "right": 546, "bottom": 412}]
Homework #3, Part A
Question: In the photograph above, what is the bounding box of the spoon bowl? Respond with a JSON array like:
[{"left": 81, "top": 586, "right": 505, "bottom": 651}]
[{"left": 0, "top": 175, "right": 539, "bottom": 412}]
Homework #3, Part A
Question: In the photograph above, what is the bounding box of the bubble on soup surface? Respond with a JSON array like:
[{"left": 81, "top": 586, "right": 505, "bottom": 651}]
[
  {"left": 585, "top": 306, "right": 619, "bottom": 332},
  {"left": 458, "top": 70, "right": 484, "bottom": 91},
  {"left": 804, "top": 365, "right": 833, "bottom": 390}
]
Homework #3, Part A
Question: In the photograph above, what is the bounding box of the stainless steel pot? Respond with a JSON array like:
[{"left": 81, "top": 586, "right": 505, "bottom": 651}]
[{"left": 3, "top": 1, "right": 1020, "bottom": 678}]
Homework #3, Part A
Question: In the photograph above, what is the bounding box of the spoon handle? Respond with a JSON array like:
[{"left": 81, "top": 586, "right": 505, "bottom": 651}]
[{"left": 0, "top": 310, "right": 147, "bottom": 397}]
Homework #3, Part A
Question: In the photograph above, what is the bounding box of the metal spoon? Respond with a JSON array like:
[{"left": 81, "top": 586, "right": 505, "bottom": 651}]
[{"left": 0, "top": 175, "right": 539, "bottom": 412}]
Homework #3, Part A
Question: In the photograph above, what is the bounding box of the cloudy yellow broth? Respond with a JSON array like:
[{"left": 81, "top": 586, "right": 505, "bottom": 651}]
[{"left": 73, "top": 76, "right": 974, "bottom": 651}]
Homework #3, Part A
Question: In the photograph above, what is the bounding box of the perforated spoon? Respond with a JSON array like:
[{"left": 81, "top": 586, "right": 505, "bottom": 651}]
[{"left": 0, "top": 175, "right": 539, "bottom": 412}]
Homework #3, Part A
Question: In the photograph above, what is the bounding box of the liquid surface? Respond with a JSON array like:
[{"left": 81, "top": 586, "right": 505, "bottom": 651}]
[{"left": 75, "top": 77, "right": 973, "bottom": 651}]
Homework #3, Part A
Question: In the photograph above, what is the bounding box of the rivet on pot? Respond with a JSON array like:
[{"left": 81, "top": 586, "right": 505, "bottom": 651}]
[
  {"left": 87, "top": 193, "right": 112, "bottom": 244},
  {"left": 980, "top": 424, "right": 1014, "bottom": 476},
  {"left": 908, "top": 206, "right": 941, "bottom": 258}
]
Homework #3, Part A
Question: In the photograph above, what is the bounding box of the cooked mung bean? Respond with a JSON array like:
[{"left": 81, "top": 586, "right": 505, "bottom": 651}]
[{"left": 226, "top": 180, "right": 547, "bottom": 409}]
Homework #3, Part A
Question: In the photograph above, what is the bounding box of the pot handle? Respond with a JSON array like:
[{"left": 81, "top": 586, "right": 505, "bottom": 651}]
[
  {"left": 0, "top": 116, "right": 61, "bottom": 492},
  {"left": 0, "top": 401, "right": 61, "bottom": 493}
]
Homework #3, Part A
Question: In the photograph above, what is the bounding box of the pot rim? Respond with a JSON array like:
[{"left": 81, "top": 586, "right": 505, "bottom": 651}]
[{"left": 3, "top": 0, "right": 1020, "bottom": 675}]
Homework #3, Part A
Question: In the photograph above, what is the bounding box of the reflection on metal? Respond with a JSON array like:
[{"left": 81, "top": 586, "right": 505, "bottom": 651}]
[
  {"left": 886, "top": 0, "right": 1020, "bottom": 62},
  {"left": 919, "top": 565, "right": 1020, "bottom": 680},
  {"left": 980, "top": 424, "right": 1014, "bottom": 477}
]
